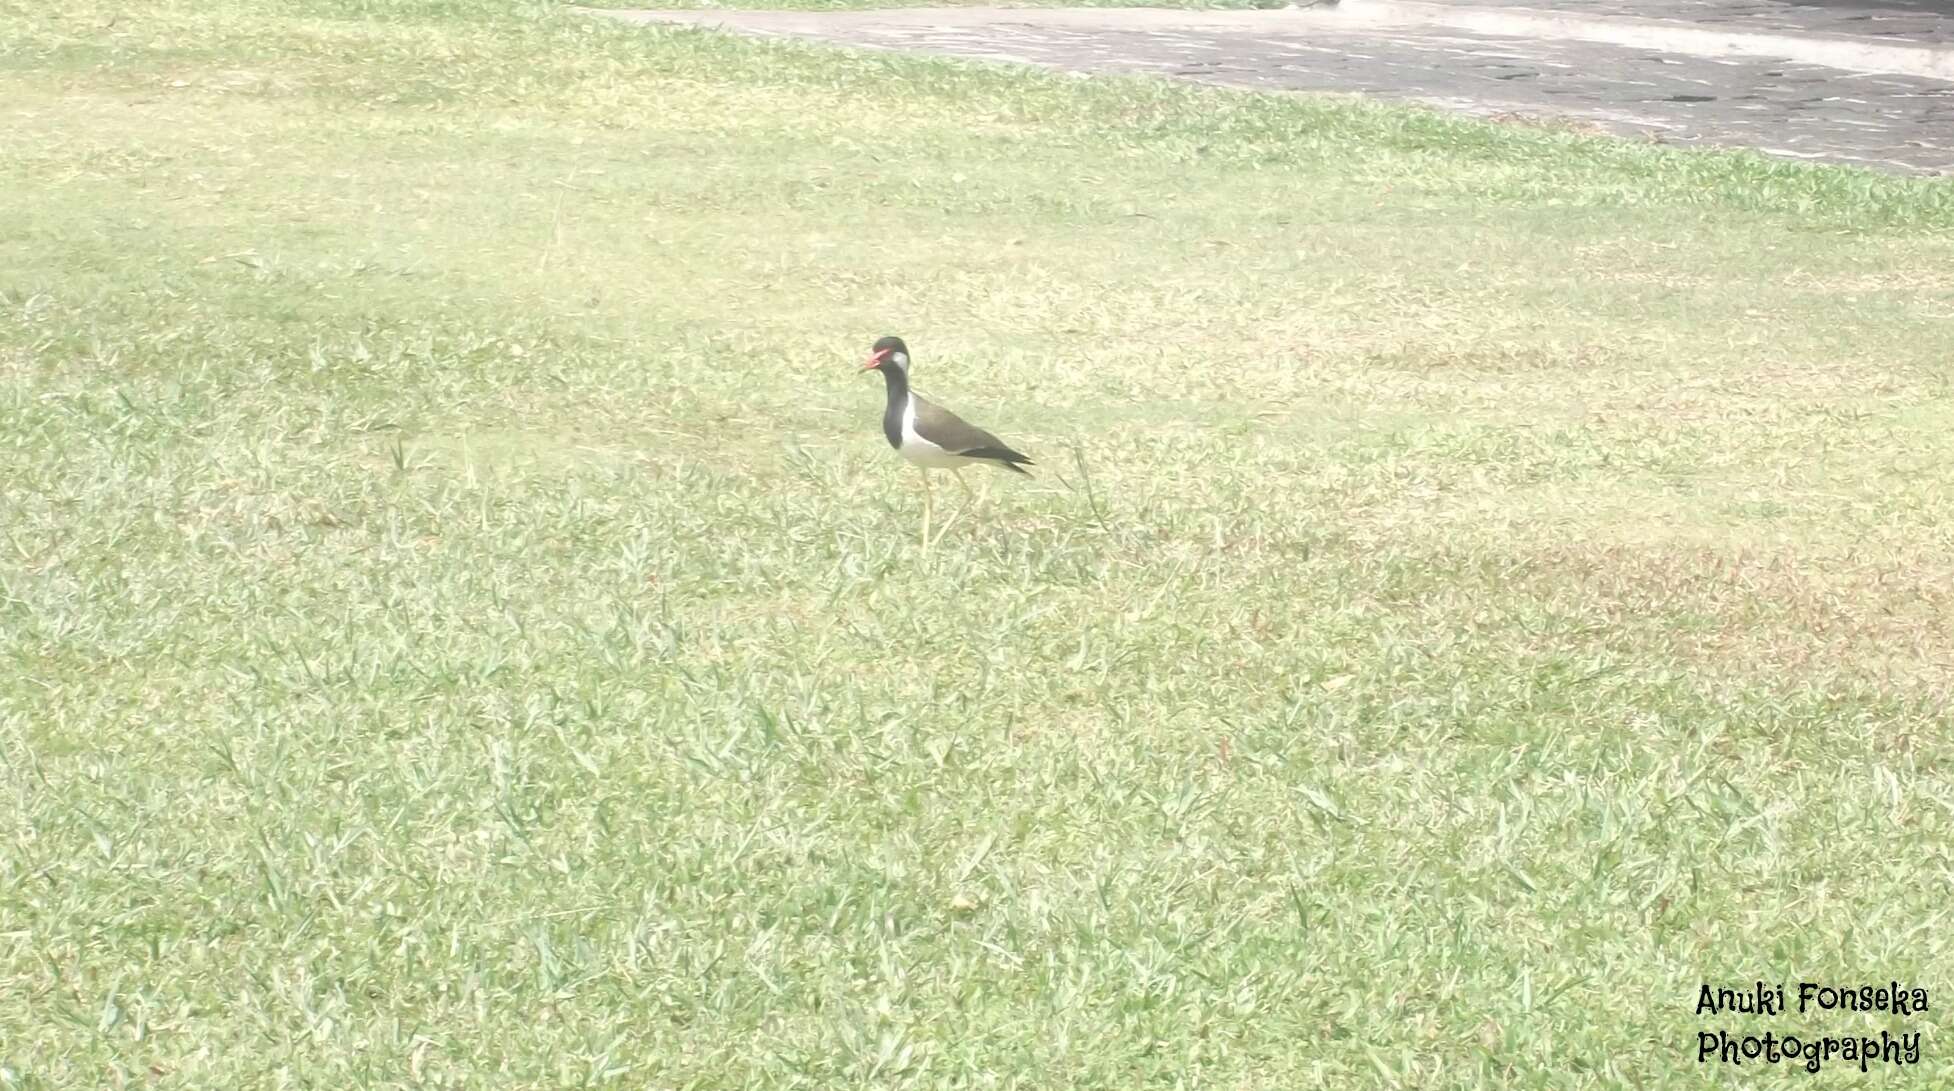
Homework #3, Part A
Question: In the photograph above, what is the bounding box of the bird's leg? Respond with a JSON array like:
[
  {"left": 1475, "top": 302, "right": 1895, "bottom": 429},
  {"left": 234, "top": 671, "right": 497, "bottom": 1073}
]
[
  {"left": 933, "top": 468, "right": 974, "bottom": 542},
  {"left": 920, "top": 471, "right": 934, "bottom": 551},
  {"left": 954, "top": 468, "right": 975, "bottom": 504}
]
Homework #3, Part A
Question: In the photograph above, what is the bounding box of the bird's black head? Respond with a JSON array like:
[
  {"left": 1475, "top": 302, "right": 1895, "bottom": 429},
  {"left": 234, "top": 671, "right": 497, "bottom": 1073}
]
[{"left": 862, "top": 336, "right": 910, "bottom": 376}]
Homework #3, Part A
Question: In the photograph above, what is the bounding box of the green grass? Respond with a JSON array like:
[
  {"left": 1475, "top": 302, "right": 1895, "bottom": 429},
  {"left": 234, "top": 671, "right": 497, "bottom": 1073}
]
[
  {"left": 5, "top": 0, "right": 1954, "bottom": 1087},
  {"left": 565, "top": 0, "right": 1284, "bottom": 11}
]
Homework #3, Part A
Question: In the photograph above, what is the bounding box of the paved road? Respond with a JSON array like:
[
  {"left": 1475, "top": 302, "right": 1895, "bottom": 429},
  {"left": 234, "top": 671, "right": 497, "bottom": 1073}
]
[
  {"left": 1485, "top": 0, "right": 1954, "bottom": 35},
  {"left": 597, "top": 1, "right": 1954, "bottom": 174}
]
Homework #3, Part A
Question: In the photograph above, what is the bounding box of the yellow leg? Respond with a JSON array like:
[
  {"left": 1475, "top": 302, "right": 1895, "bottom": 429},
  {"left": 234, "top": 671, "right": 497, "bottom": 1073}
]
[
  {"left": 932, "top": 469, "right": 974, "bottom": 543},
  {"left": 921, "top": 471, "right": 933, "bottom": 550},
  {"left": 954, "top": 468, "right": 975, "bottom": 503}
]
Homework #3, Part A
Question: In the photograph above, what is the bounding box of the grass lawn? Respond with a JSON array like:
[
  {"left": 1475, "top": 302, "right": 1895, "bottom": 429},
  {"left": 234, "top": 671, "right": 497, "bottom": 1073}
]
[
  {"left": 5, "top": 0, "right": 1954, "bottom": 1086},
  {"left": 566, "top": 0, "right": 1285, "bottom": 11}
]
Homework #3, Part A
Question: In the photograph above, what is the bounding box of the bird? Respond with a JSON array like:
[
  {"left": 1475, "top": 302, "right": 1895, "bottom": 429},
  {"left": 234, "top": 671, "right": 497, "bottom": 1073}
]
[{"left": 861, "top": 335, "right": 1033, "bottom": 549}]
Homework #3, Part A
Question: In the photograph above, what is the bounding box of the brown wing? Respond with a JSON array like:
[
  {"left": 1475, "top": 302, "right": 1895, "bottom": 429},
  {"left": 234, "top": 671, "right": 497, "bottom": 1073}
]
[
  {"left": 912, "top": 394, "right": 1034, "bottom": 474},
  {"left": 911, "top": 394, "right": 1010, "bottom": 455}
]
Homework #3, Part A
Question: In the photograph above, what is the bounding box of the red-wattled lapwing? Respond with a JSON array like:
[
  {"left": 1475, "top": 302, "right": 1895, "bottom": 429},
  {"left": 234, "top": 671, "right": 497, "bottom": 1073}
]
[{"left": 862, "top": 335, "right": 1032, "bottom": 548}]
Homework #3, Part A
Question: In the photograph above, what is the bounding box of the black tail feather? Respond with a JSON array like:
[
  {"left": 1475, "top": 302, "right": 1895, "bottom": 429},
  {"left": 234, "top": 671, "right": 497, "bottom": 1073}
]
[{"left": 962, "top": 446, "right": 1034, "bottom": 475}]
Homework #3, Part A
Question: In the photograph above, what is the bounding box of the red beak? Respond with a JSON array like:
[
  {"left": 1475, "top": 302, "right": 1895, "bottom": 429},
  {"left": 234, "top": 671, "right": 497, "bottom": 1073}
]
[{"left": 863, "top": 348, "right": 891, "bottom": 370}]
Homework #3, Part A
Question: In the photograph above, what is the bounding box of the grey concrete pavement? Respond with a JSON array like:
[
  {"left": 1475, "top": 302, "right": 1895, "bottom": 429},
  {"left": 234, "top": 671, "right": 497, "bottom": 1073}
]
[{"left": 592, "top": 2, "right": 1954, "bottom": 174}]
